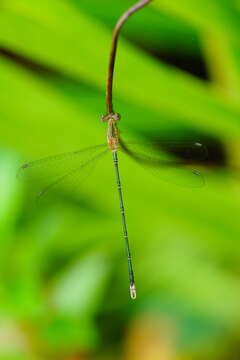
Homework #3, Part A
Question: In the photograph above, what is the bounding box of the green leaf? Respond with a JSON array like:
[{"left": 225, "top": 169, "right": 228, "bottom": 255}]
[
  {"left": 1, "top": 2, "right": 240, "bottom": 138},
  {"left": 153, "top": 0, "right": 240, "bottom": 44}
]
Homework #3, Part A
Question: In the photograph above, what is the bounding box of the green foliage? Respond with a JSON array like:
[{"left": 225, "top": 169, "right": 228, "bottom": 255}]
[{"left": 0, "top": 0, "right": 240, "bottom": 358}]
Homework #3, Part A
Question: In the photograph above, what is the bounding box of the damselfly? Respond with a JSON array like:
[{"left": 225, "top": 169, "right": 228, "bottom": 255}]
[{"left": 19, "top": 113, "right": 207, "bottom": 299}]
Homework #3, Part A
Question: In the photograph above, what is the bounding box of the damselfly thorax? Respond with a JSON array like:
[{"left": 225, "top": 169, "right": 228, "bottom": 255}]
[{"left": 101, "top": 113, "right": 121, "bottom": 152}]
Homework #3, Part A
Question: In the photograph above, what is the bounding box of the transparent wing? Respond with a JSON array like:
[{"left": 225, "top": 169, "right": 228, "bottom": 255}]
[
  {"left": 120, "top": 140, "right": 207, "bottom": 187},
  {"left": 18, "top": 144, "right": 108, "bottom": 200}
]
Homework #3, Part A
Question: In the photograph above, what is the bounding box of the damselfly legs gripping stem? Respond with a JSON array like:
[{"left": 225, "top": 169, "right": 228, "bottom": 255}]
[{"left": 19, "top": 0, "right": 207, "bottom": 300}]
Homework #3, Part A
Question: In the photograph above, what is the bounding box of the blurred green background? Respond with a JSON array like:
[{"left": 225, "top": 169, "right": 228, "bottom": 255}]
[{"left": 1, "top": 0, "right": 240, "bottom": 359}]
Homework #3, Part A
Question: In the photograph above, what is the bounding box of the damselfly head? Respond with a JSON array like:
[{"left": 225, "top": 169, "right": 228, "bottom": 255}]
[{"left": 101, "top": 113, "right": 121, "bottom": 122}]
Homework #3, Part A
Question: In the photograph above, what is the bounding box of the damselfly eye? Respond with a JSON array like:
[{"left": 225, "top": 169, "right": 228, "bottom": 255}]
[
  {"left": 101, "top": 114, "right": 108, "bottom": 122},
  {"left": 112, "top": 113, "right": 121, "bottom": 121}
]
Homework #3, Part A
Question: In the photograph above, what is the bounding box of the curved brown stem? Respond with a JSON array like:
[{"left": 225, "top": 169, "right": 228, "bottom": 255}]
[{"left": 106, "top": 0, "right": 154, "bottom": 114}]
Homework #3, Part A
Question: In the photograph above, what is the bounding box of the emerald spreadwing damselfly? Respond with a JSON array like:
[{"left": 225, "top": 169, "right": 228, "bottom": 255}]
[{"left": 19, "top": 0, "right": 208, "bottom": 299}]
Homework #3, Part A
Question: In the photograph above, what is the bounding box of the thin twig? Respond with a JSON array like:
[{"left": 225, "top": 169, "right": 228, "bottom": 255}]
[{"left": 106, "top": 0, "right": 154, "bottom": 114}]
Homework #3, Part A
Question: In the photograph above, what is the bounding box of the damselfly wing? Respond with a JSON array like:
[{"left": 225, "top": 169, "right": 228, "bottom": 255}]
[
  {"left": 120, "top": 140, "right": 207, "bottom": 187},
  {"left": 18, "top": 140, "right": 207, "bottom": 200},
  {"left": 18, "top": 144, "right": 108, "bottom": 201}
]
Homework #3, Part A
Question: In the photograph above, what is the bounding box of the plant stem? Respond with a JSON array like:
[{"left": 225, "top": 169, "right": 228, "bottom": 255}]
[{"left": 106, "top": 0, "right": 154, "bottom": 114}]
